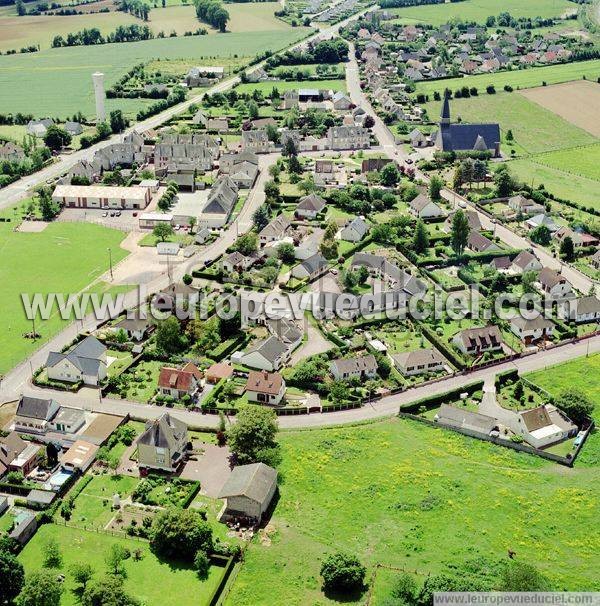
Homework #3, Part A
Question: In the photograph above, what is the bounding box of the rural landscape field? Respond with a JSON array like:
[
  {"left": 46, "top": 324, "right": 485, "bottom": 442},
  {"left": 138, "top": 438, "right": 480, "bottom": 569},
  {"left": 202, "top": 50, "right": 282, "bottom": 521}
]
[{"left": 0, "top": 0, "right": 599, "bottom": 605}]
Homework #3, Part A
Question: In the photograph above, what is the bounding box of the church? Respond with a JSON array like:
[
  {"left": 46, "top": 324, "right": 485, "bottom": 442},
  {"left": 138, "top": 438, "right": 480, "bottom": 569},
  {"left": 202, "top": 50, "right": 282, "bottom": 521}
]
[{"left": 434, "top": 97, "right": 501, "bottom": 157}]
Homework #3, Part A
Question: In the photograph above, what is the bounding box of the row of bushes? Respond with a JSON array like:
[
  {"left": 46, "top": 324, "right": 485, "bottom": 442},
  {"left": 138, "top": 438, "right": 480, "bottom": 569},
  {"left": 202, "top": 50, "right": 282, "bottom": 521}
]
[
  {"left": 400, "top": 379, "right": 484, "bottom": 414},
  {"left": 419, "top": 323, "right": 466, "bottom": 370}
]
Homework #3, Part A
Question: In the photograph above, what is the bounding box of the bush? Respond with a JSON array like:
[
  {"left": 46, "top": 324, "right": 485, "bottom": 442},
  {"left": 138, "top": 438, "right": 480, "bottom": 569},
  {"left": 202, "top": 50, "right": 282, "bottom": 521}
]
[{"left": 320, "top": 552, "right": 366, "bottom": 593}]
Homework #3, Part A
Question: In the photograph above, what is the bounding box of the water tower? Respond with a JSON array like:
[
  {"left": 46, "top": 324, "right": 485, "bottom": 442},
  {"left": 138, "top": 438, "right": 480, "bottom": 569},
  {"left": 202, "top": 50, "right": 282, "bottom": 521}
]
[{"left": 92, "top": 71, "right": 106, "bottom": 123}]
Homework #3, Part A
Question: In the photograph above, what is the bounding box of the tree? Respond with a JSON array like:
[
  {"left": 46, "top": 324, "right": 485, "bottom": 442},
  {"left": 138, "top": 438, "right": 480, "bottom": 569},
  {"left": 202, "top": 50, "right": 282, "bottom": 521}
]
[
  {"left": 450, "top": 210, "right": 470, "bottom": 255},
  {"left": 521, "top": 270, "right": 537, "bottom": 294},
  {"left": 320, "top": 552, "right": 366, "bottom": 593},
  {"left": 16, "top": 0, "right": 26, "bottom": 15},
  {"left": 428, "top": 175, "right": 443, "bottom": 200},
  {"left": 413, "top": 220, "right": 429, "bottom": 254},
  {"left": 513, "top": 380, "right": 524, "bottom": 401},
  {"left": 155, "top": 316, "right": 183, "bottom": 354},
  {"left": 227, "top": 405, "right": 279, "bottom": 465},
  {"left": 43, "top": 125, "right": 72, "bottom": 151},
  {"left": 81, "top": 575, "right": 140, "bottom": 606},
  {"left": 182, "top": 273, "right": 193, "bottom": 285},
  {"left": 555, "top": 388, "right": 594, "bottom": 425},
  {"left": 253, "top": 205, "right": 269, "bottom": 231},
  {"left": 194, "top": 549, "right": 210, "bottom": 580},
  {"left": 530, "top": 225, "right": 551, "bottom": 246},
  {"left": 559, "top": 236, "right": 575, "bottom": 262},
  {"left": 70, "top": 563, "right": 94, "bottom": 591},
  {"left": 42, "top": 538, "right": 62, "bottom": 568},
  {"left": 16, "top": 570, "right": 63, "bottom": 606},
  {"left": 506, "top": 129, "right": 514, "bottom": 141},
  {"left": 329, "top": 380, "right": 350, "bottom": 402},
  {"left": 494, "top": 165, "right": 515, "bottom": 197},
  {"left": 390, "top": 573, "right": 417, "bottom": 604},
  {"left": 0, "top": 550, "right": 25, "bottom": 605},
  {"left": 105, "top": 544, "right": 130, "bottom": 576},
  {"left": 371, "top": 223, "right": 394, "bottom": 245},
  {"left": 277, "top": 242, "right": 296, "bottom": 265},
  {"left": 379, "top": 163, "right": 400, "bottom": 187},
  {"left": 151, "top": 508, "right": 213, "bottom": 562},
  {"left": 152, "top": 222, "right": 174, "bottom": 243},
  {"left": 109, "top": 110, "right": 128, "bottom": 134},
  {"left": 234, "top": 232, "right": 258, "bottom": 255},
  {"left": 500, "top": 562, "right": 550, "bottom": 592}
]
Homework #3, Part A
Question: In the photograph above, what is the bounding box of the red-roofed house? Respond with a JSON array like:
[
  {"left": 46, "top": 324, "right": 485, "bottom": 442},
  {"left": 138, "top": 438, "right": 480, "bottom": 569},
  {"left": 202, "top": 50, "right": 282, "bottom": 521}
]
[{"left": 158, "top": 363, "right": 202, "bottom": 399}]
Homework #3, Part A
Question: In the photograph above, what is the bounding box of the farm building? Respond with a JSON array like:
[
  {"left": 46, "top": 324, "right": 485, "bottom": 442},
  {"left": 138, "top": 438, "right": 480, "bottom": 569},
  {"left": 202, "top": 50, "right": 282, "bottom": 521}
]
[{"left": 52, "top": 185, "right": 151, "bottom": 210}]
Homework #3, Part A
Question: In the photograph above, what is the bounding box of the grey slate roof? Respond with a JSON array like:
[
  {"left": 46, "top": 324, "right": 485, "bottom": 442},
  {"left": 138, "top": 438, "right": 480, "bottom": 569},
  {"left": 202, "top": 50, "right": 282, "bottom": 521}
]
[
  {"left": 137, "top": 413, "right": 187, "bottom": 450},
  {"left": 331, "top": 354, "right": 377, "bottom": 375},
  {"left": 435, "top": 404, "right": 497, "bottom": 434},
  {"left": 16, "top": 396, "right": 57, "bottom": 420},
  {"left": 300, "top": 253, "right": 328, "bottom": 275},
  {"left": 245, "top": 335, "right": 288, "bottom": 363},
  {"left": 218, "top": 462, "right": 277, "bottom": 504}
]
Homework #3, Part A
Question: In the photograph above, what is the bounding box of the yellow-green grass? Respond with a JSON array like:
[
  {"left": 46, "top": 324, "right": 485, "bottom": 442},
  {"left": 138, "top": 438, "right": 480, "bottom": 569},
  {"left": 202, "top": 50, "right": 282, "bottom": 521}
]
[
  {"left": 508, "top": 156, "right": 600, "bottom": 210},
  {"left": 525, "top": 143, "right": 600, "bottom": 183},
  {"left": 0, "top": 206, "right": 131, "bottom": 375},
  {"left": 526, "top": 353, "right": 600, "bottom": 466},
  {"left": 423, "top": 92, "right": 597, "bottom": 155},
  {"left": 146, "top": 55, "right": 247, "bottom": 77},
  {"left": 235, "top": 77, "right": 346, "bottom": 95},
  {"left": 19, "top": 524, "right": 225, "bottom": 606},
  {"left": 227, "top": 417, "right": 600, "bottom": 605},
  {"left": 414, "top": 60, "right": 600, "bottom": 97},
  {"left": 0, "top": 12, "right": 138, "bottom": 52},
  {"left": 388, "top": 0, "right": 575, "bottom": 26},
  {"left": 0, "top": 28, "right": 311, "bottom": 118}
]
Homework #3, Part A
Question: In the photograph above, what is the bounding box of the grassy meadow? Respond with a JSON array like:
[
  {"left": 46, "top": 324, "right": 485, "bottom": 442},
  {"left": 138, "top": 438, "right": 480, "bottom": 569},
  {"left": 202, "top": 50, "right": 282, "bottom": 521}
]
[
  {"left": 414, "top": 59, "right": 600, "bottom": 97},
  {"left": 235, "top": 77, "right": 347, "bottom": 95},
  {"left": 19, "top": 524, "right": 225, "bottom": 606},
  {"left": 388, "top": 0, "right": 575, "bottom": 26},
  {"left": 528, "top": 143, "right": 600, "bottom": 182},
  {"left": 0, "top": 28, "right": 311, "bottom": 118},
  {"left": 227, "top": 416, "right": 600, "bottom": 605},
  {"left": 0, "top": 204, "right": 131, "bottom": 375}
]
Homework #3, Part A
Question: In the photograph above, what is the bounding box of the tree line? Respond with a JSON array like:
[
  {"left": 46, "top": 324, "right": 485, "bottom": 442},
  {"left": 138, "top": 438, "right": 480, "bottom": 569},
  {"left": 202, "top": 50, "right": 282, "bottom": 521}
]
[
  {"left": 193, "top": 0, "right": 230, "bottom": 32},
  {"left": 379, "top": 0, "right": 464, "bottom": 8},
  {"left": 51, "top": 24, "right": 153, "bottom": 47}
]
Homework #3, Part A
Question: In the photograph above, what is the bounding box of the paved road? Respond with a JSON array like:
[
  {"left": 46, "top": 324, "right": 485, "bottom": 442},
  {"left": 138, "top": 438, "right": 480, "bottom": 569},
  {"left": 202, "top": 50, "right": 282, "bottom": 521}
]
[{"left": 6, "top": 334, "right": 599, "bottom": 430}]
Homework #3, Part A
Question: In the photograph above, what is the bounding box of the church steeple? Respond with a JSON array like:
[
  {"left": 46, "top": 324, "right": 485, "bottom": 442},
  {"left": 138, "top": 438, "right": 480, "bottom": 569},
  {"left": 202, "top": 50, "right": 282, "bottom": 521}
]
[{"left": 440, "top": 95, "right": 451, "bottom": 126}]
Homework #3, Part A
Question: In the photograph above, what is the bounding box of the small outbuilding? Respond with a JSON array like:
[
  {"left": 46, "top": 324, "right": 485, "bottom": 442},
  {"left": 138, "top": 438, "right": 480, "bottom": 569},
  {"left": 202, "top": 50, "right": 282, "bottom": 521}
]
[{"left": 218, "top": 462, "right": 277, "bottom": 523}]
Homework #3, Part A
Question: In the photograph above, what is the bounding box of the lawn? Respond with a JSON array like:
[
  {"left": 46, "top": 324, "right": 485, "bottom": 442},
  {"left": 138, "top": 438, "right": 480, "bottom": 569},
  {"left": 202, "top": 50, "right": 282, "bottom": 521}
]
[
  {"left": 0, "top": 28, "right": 311, "bottom": 119},
  {"left": 388, "top": 0, "right": 574, "bottom": 25},
  {"left": 70, "top": 473, "right": 140, "bottom": 527},
  {"left": 19, "top": 524, "right": 225, "bottom": 606},
  {"left": 107, "top": 359, "right": 163, "bottom": 403},
  {"left": 423, "top": 92, "right": 597, "bottom": 155},
  {"left": 414, "top": 59, "right": 600, "bottom": 97},
  {"left": 235, "top": 77, "right": 347, "bottom": 95},
  {"left": 508, "top": 157, "right": 600, "bottom": 210},
  {"left": 0, "top": 208, "right": 130, "bottom": 375},
  {"left": 227, "top": 416, "right": 600, "bottom": 605}
]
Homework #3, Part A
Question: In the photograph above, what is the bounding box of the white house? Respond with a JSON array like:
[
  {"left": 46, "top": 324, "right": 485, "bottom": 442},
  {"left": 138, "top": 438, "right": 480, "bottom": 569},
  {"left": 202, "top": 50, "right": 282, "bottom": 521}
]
[
  {"left": 296, "top": 193, "right": 326, "bottom": 220},
  {"left": 537, "top": 268, "right": 572, "bottom": 298},
  {"left": 245, "top": 370, "right": 286, "bottom": 406},
  {"left": 330, "top": 354, "right": 378, "bottom": 381},
  {"left": 291, "top": 253, "right": 328, "bottom": 281},
  {"left": 391, "top": 348, "right": 444, "bottom": 376},
  {"left": 510, "top": 250, "right": 542, "bottom": 274},
  {"left": 408, "top": 193, "right": 446, "bottom": 219},
  {"left": 560, "top": 296, "right": 600, "bottom": 324},
  {"left": 340, "top": 216, "right": 369, "bottom": 242},
  {"left": 453, "top": 325, "right": 503, "bottom": 355},
  {"left": 513, "top": 405, "right": 577, "bottom": 449},
  {"left": 509, "top": 315, "right": 554, "bottom": 345},
  {"left": 46, "top": 336, "right": 107, "bottom": 386},
  {"left": 239, "top": 336, "right": 289, "bottom": 372}
]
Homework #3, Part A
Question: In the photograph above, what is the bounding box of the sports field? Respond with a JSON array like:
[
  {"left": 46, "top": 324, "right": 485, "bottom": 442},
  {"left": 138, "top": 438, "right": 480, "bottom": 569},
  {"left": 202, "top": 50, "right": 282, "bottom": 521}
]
[
  {"left": 19, "top": 524, "right": 224, "bottom": 606},
  {"left": 388, "top": 0, "right": 575, "bottom": 25},
  {"left": 519, "top": 80, "right": 600, "bottom": 138},
  {"left": 0, "top": 206, "right": 130, "bottom": 375},
  {"left": 227, "top": 416, "right": 600, "bottom": 605},
  {"left": 0, "top": 28, "right": 310, "bottom": 118},
  {"left": 414, "top": 60, "right": 600, "bottom": 97},
  {"left": 423, "top": 92, "right": 596, "bottom": 155}
]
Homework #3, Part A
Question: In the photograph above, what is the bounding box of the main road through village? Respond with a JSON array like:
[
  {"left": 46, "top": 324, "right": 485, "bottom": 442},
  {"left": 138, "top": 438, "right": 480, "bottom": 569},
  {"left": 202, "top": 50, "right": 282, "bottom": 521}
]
[{"left": 1, "top": 15, "right": 599, "bottom": 431}]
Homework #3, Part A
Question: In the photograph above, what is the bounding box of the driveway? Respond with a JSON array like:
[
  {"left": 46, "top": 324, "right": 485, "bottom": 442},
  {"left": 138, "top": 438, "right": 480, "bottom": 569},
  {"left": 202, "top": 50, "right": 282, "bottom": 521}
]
[
  {"left": 180, "top": 442, "right": 232, "bottom": 498},
  {"left": 291, "top": 318, "right": 333, "bottom": 364}
]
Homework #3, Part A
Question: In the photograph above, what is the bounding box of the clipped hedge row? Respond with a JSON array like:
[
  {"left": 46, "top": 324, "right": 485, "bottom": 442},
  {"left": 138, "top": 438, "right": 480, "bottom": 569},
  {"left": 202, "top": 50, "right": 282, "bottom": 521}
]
[
  {"left": 400, "top": 379, "right": 484, "bottom": 414},
  {"left": 419, "top": 323, "right": 466, "bottom": 370}
]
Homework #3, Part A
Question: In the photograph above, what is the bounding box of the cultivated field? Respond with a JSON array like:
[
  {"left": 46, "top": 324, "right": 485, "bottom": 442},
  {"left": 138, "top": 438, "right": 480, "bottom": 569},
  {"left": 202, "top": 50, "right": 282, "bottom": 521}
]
[
  {"left": 0, "top": 28, "right": 310, "bottom": 118},
  {"left": 422, "top": 92, "right": 596, "bottom": 155},
  {"left": 0, "top": 205, "right": 130, "bottom": 375},
  {"left": 235, "top": 77, "right": 347, "bottom": 95},
  {"left": 388, "top": 0, "right": 575, "bottom": 26},
  {"left": 414, "top": 59, "right": 600, "bottom": 97},
  {"left": 530, "top": 143, "right": 600, "bottom": 182},
  {"left": 19, "top": 524, "right": 225, "bottom": 606},
  {"left": 147, "top": 2, "right": 290, "bottom": 36},
  {"left": 519, "top": 80, "right": 600, "bottom": 137},
  {"left": 227, "top": 417, "right": 600, "bottom": 605},
  {"left": 0, "top": 12, "right": 137, "bottom": 52}
]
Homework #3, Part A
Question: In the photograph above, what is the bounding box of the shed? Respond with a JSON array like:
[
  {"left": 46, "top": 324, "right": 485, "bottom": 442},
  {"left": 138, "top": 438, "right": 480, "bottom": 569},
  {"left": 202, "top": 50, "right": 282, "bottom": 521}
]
[
  {"left": 218, "top": 462, "right": 277, "bottom": 523},
  {"left": 27, "top": 489, "right": 57, "bottom": 508}
]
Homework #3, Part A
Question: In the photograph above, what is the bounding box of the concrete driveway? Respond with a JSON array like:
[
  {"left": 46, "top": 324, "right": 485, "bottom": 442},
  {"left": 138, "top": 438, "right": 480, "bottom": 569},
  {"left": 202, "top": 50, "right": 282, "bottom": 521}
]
[{"left": 180, "top": 442, "right": 232, "bottom": 498}]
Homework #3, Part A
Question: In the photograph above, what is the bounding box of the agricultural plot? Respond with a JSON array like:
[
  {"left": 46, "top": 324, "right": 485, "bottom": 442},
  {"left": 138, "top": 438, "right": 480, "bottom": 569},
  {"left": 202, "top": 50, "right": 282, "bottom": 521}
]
[
  {"left": 0, "top": 28, "right": 311, "bottom": 118},
  {"left": 519, "top": 80, "right": 600, "bottom": 138},
  {"left": 0, "top": 205, "right": 130, "bottom": 375},
  {"left": 414, "top": 59, "right": 600, "bottom": 97},
  {"left": 423, "top": 92, "right": 597, "bottom": 155},
  {"left": 235, "top": 77, "right": 347, "bottom": 95},
  {"left": 19, "top": 524, "right": 225, "bottom": 606},
  {"left": 525, "top": 143, "right": 600, "bottom": 183},
  {"left": 388, "top": 0, "right": 574, "bottom": 25},
  {"left": 227, "top": 417, "right": 600, "bottom": 605}
]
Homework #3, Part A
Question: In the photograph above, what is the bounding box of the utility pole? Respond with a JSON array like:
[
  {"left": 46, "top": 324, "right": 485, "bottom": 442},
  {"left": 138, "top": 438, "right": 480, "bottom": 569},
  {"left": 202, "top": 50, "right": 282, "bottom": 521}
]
[{"left": 107, "top": 247, "right": 113, "bottom": 280}]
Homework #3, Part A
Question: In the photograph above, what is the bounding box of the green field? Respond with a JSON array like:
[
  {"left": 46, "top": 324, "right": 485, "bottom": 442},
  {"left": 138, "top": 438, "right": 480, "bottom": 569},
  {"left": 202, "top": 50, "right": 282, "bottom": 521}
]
[
  {"left": 235, "top": 77, "right": 347, "bottom": 95},
  {"left": 0, "top": 207, "right": 130, "bottom": 375},
  {"left": 0, "top": 28, "right": 311, "bottom": 118},
  {"left": 528, "top": 143, "right": 600, "bottom": 182},
  {"left": 19, "top": 524, "right": 224, "bottom": 606},
  {"left": 508, "top": 156, "right": 600, "bottom": 209},
  {"left": 389, "top": 0, "right": 575, "bottom": 26},
  {"left": 227, "top": 416, "right": 600, "bottom": 605},
  {"left": 423, "top": 92, "right": 597, "bottom": 155},
  {"left": 415, "top": 60, "right": 600, "bottom": 97}
]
